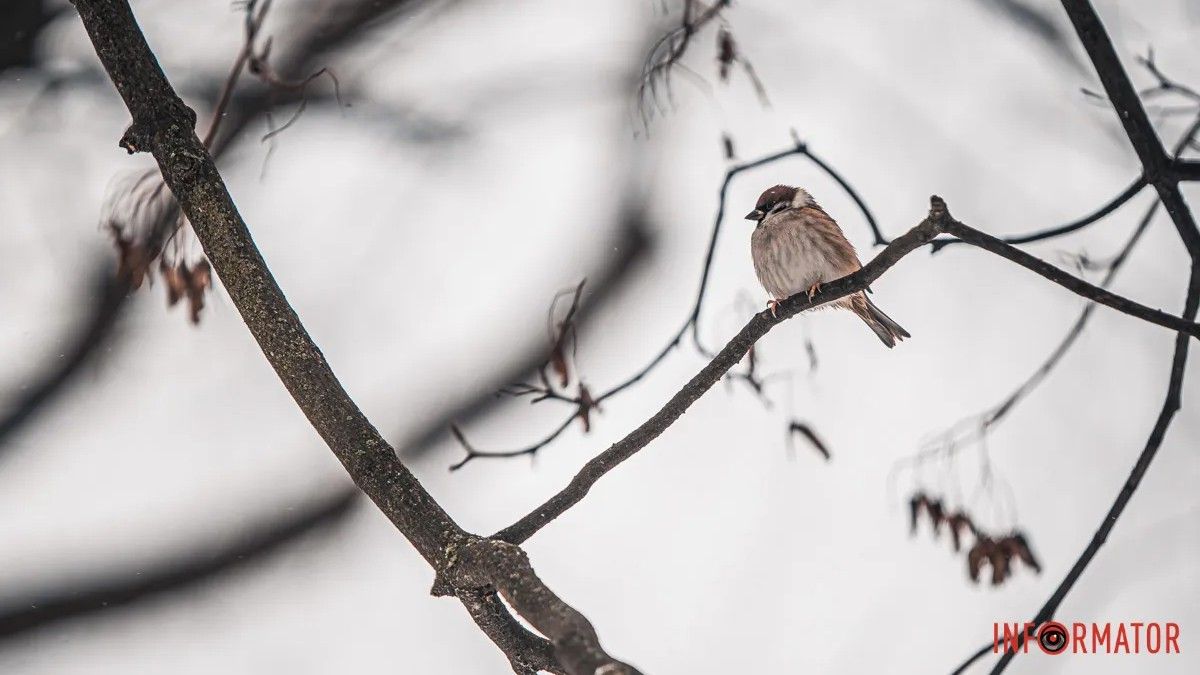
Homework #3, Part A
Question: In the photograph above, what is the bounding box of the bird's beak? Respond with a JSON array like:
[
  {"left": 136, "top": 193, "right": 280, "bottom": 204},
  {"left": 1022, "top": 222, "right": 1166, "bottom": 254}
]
[{"left": 745, "top": 209, "right": 764, "bottom": 221}]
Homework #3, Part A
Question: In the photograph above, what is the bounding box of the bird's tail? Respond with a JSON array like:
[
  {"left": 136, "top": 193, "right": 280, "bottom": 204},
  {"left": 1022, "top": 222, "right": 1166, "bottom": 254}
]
[{"left": 848, "top": 293, "right": 910, "bottom": 348}]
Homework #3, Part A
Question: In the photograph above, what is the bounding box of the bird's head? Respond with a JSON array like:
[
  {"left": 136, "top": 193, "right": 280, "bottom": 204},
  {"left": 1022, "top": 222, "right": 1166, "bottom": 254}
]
[{"left": 744, "top": 185, "right": 812, "bottom": 222}]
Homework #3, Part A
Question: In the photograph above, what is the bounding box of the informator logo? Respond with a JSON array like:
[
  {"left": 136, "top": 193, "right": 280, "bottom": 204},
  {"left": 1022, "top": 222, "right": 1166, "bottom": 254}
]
[{"left": 993, "top": 621, "right": 1182, "bottom": 656}]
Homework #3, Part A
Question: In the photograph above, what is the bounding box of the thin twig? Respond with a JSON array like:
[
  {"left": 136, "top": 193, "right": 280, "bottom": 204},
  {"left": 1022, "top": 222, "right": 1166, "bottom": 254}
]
[
  {"left": 200, "top": 0, "right": 271, "bottom": 150},
  {"left": 930, "top": 175, "right": 1147, "bottom": 252},
  {"left": 638, "top": 0, "right": 733, "bottom": 120}
]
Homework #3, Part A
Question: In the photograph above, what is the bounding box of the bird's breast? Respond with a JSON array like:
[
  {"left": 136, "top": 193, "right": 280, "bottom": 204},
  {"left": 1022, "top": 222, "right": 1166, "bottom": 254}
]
[{"left": 751, "top": 216, "right": 844, "bottom": 298}]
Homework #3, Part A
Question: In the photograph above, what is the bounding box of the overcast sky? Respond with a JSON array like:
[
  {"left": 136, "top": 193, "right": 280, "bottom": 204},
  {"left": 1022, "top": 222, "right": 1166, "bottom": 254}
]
[{"left": 0, "top": 0, "right": 1197, "bottom": 673}]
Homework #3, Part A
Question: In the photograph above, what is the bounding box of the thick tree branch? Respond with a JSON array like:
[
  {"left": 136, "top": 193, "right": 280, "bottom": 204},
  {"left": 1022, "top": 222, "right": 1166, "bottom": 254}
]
[
  {"left": 1172, "top": 158, "right": 1200, "bottom": 181},
  {"left": 496, "top": 196, "right": 1200, "bottom": 545},
  {"left": 446, "top": 539, "right": 639, "bottom": 675},
  {"left": 72, "top": 2, "right": 636, "bottom": 672},
  {"left": 1061, "top": 0, "right": 1200, "bottom": 255},
  {"left": 75, "top": 0, "right": 461, "bottom": 565},
  {"left": 457, "top": 588, "right": 565, "bottom": 675}
]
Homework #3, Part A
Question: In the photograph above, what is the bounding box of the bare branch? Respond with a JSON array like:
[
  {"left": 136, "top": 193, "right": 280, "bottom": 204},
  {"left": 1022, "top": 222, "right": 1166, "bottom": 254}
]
[
  {"left": 456, "top": 588, "right": 565, "bottom": 675},
  {"left": 496, "top": 196, "right": 1200, "bottom": 545},
  {"left": 978, "top": 2, "right": 1200, "bottom": 669},
  {"left": 72, "top": 2, "right": 635, "bottom": 671},
  {"left": 930, "top": 175, "right": 1147, "bottom": 252},
  {"left": 938, "top": 218, "right": 1198, "bottom": 336},
  {"left": 445, "top": 539, "right": 642, "bottom": 675},
  {"left": 906, "top": 114, "right": 1200, "bottom": 491},
  {"left": 639, "top": 0, "right": 733, "bottom": 120},
  {"left": 208, "top": 0, "right": 441, "bottom": 157},
  {"left": 1172, "top": 158, "right": 1200, "bottom": 181},
  {"left": 452, "top": 140, "right": 883, "bottom": 468},
  {"left": 1059, "top": 0, "right": 1200, "bottom": 255},
  {"left": 989, "top": 263, "right": 1197, "bottom": 674}
]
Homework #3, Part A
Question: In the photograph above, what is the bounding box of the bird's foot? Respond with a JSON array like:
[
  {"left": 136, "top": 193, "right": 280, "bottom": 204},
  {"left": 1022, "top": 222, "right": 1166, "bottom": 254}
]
[
  {"left": 767, "top": 299, "right": 781, "bottom": 318},
  {"left": 807, "top": 283, "right": 822, "bottom": 301}
]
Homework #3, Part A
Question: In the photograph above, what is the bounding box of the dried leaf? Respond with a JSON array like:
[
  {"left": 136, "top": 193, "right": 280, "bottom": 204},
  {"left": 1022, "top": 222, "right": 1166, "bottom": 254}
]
[
  {"left": 1002, "top": 532, "right": 1042, "bottom": 573},
  {"left": 549, "top": 343, "right": 570, "bottom": 388},
  {"left": 945, "top": 512, "right": 975, "bottom": 552},
  {"left": 988, "top": 546, "right": 1011, "bottom": 586},
  {"left": 160, "top": 257, "right": 186, "bottom": 305},
  {"left": 546, "top": 279, "right": 586, "bottom": 389},
  {"left": 185, "top": 259, "right": 212, "bottom": 324},
  {"left": 967, "top": 537, "right": 994, "bottom": 584},
  {"left": 717, "top": 27, "right": 736, "bottom": 81},
  {"left": 908, "top": 493, "right": 926, "bottom": 536},
  {"left": 926, "top": 498, "right": 946, "bottom": 537},
  {"left": 114, "top": 235, "right": 152, "bottom": 289},
  {"left": 788, "top": 421, "right": 830, "bottom": 461}
]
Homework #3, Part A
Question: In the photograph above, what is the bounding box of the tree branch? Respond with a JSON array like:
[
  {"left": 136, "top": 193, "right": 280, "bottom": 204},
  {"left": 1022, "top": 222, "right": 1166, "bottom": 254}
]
[
  {"left": 72, "top": 2, "right": 636, "bottom": 672},
  {"left": 989, "top": 262, "right": 1197, "bottom": 674},
  {"left": 451, "top": 140, "right": 883, "bottom": 468},
  {"left": 906, "top": 113, "right": 1200, "bottom": 497},
  {"left": 446, "top": 539, "right": 641, "bottom": 675},
  {"left": 929, "top": 175, "right": 1147, "bottom": 252},
  {"left": 457, "top": 587, "right": 565, "bottom": 675},
  {"left": 495, "top": 196, "right": 1200, "bottom": 545},
  {"left": 938, "top": 219, "right": 1198, "bottom": 337},
  {"left": 207, "top": 0, "right": 439, "bottom": 157},
  {"left": 76, "top": 0, "right": 461, "bottom": 564},
  {"left": 973, "top": 3, "right": 1200, "bottom": 670},
  {"left": 1172, "top": 158, "right": 1200, "bottom": 181},
  {"left": 1061, "top": 0, "right": 1200, "bottom": 256}
]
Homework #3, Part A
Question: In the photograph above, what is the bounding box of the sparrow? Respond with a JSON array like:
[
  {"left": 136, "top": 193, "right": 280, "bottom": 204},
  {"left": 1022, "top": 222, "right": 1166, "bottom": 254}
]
[{"left": 746, "top": 185, "right": 909, "bottom": 347}]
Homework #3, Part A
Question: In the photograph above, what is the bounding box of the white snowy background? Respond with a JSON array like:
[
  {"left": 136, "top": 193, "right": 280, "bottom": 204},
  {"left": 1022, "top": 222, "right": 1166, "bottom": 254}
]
[{"left": 0, "top": 0, "right": 1197, "bottom": 673}]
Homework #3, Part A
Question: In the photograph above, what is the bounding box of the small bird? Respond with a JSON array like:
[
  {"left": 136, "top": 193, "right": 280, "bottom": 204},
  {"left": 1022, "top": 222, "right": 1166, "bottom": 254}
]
[{"left": 746, "top": 185, "right": 909, "bottom": 347}]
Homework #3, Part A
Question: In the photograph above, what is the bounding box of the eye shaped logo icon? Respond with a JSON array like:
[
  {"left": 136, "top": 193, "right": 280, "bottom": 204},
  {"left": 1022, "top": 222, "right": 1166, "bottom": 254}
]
[{"left": 1037, "top": 621, "right": 1068, "bottom": 655}]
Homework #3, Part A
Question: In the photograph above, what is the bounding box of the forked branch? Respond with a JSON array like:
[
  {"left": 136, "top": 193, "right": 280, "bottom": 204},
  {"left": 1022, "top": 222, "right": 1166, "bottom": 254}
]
[
  {"left": 72, "top": 1, "right": 637, "bottom": 672},
  {"left": 495, "top": 196, "right": 1200, "bottom": 545}
]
